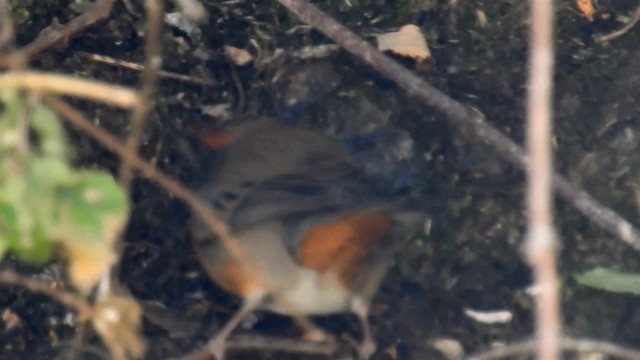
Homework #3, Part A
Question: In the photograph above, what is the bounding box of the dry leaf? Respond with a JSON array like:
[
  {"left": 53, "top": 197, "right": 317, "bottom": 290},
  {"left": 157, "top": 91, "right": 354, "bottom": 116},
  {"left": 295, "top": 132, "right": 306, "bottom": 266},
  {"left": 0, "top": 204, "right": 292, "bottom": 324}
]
[
  {"left": 431, "top": 338, "right": 464, "bottom": 360},
  {"left": 376, "top": 24, "right": 431, "bottom": 61},
  {"left": 224, "top": 46, "right": 254, "bottom": 66},
  {"left": 92, "top": 295, "right": 146, "bottom": 359},
  {"left": 476, "top": 9, "right": 488, "bottom": 28},
  {"left": 463, "top": 308, "right": 513, "bottom": 324},
  {"left": 2, "top": 309, "right": 22, "bottom": 330},
  {"left": 201, "top": 103, "right": 232, "bottom": 120},
  {"left": 577, "top": 0, "right": 595, "bottom": 21},
  {"left": 64, "top": 242, "right": 116, "bottom": 295}
]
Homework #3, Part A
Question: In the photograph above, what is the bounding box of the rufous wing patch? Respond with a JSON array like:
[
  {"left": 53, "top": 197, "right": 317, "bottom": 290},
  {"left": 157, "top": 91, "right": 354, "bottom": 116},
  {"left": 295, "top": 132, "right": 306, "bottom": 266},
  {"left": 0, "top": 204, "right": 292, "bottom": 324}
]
[
  {"left": 200, "top": 257, "right": 265, "bottom": 297},
  {"left": 299, "top": 211, "right": 393, "bottom": 286},
  {"left": 201, "top": 129, "right": 234, "bottom": 150}
]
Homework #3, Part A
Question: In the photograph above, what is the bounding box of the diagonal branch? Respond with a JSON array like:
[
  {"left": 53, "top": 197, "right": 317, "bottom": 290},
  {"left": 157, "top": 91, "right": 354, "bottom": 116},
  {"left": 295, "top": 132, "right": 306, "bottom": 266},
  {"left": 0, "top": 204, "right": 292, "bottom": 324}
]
[
  {"left": 0, "top": 270, "right": 92, "bottom": 320},
  {"left": 275, "top": 0, "right": 640, "bottom": 251},
  {"left": 0, "top": 0, "right": 116, "bottom": 68}
]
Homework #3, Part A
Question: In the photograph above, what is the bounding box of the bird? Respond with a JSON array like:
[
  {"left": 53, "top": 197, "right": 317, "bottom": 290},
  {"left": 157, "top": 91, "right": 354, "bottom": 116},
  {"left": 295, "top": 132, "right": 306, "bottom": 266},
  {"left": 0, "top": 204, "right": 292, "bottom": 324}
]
[{"left": 190, "top": 118, "right": 424, "bottom": 359}]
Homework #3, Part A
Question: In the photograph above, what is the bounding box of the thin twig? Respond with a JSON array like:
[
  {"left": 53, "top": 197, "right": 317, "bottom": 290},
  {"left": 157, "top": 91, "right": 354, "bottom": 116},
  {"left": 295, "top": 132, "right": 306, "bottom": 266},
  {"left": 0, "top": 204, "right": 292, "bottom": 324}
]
[
  {"left": 43, "top": 94, "right": 241, "bottom": 283},
  {"left": 0, "top": 0, "right": 116, "bottom": 68},
  {"left": 76, "top": 52, "right": 215, "bottom": 86},
  {"left": 70, "top": 322, "right": 89, "bottom": 360},
  {"left": 181, "top": 335, "right": 336, "bottom": 360},
  {"left": 227, "top": 335, "right": 336, "bottom": 354},
  {"left": 0, "top": 0, "right": 14, "bottom": 51},
  {"left": 119, "top": 0, "right": 164, "bottom": 189},
  {"left": 0, "top": 270, "right": 92, "bottom": 320},
  {"left": 466, "top": 337, "right": 640, "bottom": 360},
  {"left": 275, "top": 0, "right": 640, "bottom": 251},
  {"left": 0, "top": 71, "right": 138, "bottom": 108},
  {"left": 229, "top": 63, "right": 246, "bottom": 114},
  {"left": 525, "top": 0, "right": 560, "bottom": 359},
  {"left": 42, "top": 95, "right": 239, "bottom": 273},
  {"left": 594, "top": 7, "right": 640, "bottom": 43}
]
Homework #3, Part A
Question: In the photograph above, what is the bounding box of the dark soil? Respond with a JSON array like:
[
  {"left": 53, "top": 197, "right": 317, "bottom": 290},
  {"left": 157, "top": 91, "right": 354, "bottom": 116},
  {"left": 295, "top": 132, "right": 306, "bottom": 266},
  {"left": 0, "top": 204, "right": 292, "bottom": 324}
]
[{"left": 2, "top": 0, "right": 640, "bottom": 359}]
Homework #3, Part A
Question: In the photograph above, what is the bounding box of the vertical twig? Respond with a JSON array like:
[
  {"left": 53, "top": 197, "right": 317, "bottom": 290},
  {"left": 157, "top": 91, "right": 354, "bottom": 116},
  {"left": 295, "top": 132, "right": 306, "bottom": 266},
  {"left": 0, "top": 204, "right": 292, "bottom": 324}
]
[
  {"left": 110, "top": 0, "right": 164, "bottom": 307},
  {"left": 525, "top": 0, "right": 560, "bottom": 359},
  {"left": 119, "top": 0, "right": 164, "bottom": 189}
]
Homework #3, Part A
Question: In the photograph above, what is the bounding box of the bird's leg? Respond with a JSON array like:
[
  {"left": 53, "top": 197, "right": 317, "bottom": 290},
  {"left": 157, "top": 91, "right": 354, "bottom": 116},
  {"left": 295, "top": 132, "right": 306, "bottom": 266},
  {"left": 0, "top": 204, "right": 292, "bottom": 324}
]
[
  {"left": 301, "top": 326, "right": 332, "bottom": 342},
  {"left": 351, "top": 297, "right": 376, "bottom": 360},
  {"left": 206, "top": 292, "right": 266, "bottom": 360}
]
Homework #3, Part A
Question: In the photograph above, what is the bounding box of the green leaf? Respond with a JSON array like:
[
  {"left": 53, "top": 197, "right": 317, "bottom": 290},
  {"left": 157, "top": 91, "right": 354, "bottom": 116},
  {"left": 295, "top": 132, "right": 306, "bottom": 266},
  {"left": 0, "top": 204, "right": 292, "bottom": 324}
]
[
  {"left": 0, "top": 202, "right": 18, "bottom": 259},
  {"left": 575, "top": 267, "right": 640, "bottom": 295},
  {"left": 0, "top": 89, "right": 24, "bottom": 150},
  {"left": 31, "top": 102, "right": 68, "bottom": 159},
  {"left": 0, "top": 200, "right": 54, "bottom": 263},
  {"left": 29, "top": 156, "right": 74, "bottom": 187},
  {"left": 17, "top": 223, "right": 54, "bottom": 263},
  {"left": 0, "top": 91, "right": 130, "bottom": 292}
]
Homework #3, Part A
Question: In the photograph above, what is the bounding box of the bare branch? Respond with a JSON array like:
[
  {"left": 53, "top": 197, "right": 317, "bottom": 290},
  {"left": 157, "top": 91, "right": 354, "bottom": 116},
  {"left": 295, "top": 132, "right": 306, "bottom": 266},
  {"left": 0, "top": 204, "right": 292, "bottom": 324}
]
[
  {"left": 0, "top": 270, "right": 92, "bottom": 320},
  {"left": 466, "top": 337, "right": 640, "bottom": 360},
  {"left": 594, "top": 7, "right": 640, "bottom": 43},
  {"left": 180, "top": 335, "right": 336, "bottom": 360},
  {"left": 0, "top": 71, "right": 138, "bottom": 108},
  {"left": 275, "top": 0, "right": 640, "bottom": 250},
  {"left": 77, "top": 52, "right": 215, "bottom": 86},
  {"left": 119, "top": 0, "right": 165, "bottom": 188},
  {"left": 0, "top": 0, "right": 116, "bottom": 68},
  {"left": 524, "top": 0, "right": 560, "bottom": 359}
]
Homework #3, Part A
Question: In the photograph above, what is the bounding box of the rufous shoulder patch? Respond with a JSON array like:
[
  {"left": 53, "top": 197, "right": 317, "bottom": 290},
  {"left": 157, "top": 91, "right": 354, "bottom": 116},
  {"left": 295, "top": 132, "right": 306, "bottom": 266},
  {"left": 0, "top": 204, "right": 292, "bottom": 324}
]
[
  {"left": 201, "top": 259, "right": 265, "bottom": 297},
  {"left": 201, "top": 129, "right": 234, "bottom": 150},
  {"left": 299, "top": 211, "right": 392, "bottom": 286}
]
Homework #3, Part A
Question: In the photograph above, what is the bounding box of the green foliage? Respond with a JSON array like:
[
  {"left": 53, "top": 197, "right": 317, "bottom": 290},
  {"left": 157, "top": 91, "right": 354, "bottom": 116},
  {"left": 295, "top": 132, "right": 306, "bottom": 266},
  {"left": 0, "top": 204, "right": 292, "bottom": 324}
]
[
  {"left": 575, "top": 267, "right": 640, "bottom": 296},
  {"left": 0, "top": 89, "right": 129, "bottom": 293}
]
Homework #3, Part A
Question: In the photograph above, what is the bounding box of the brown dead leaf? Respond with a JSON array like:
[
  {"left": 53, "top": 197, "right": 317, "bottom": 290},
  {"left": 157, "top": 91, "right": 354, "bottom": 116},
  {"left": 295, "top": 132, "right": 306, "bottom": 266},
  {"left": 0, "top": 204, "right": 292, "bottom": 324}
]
[
  {"left": 376, "top": 24, "right": 431, "bottom": 61},
  {"left": 383, "top": 344, "right": 398, "bottom": 360},
  {"left": 431, "top": 338, "right": 464, "bottom": 360},
  {"left": 92, "top": 295, "right": 146, "bottom": 360},
  {"left": 577, "top": 0, "right": 595, "bottom": 21},
  {"left": 64, "top": 243, "right": 115, "bottom": 295},
  {"left": 59, "top": 212, "right": 123, "bottom": 294},
  {"left": 2, "top": 309, "right": 22, "bottom": 330},
  {"left": 476, "top": 9, "right": 488, "bottom": 28},
  {"left": 224, "top": 45, "right": 254, "bottom": 66}
]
